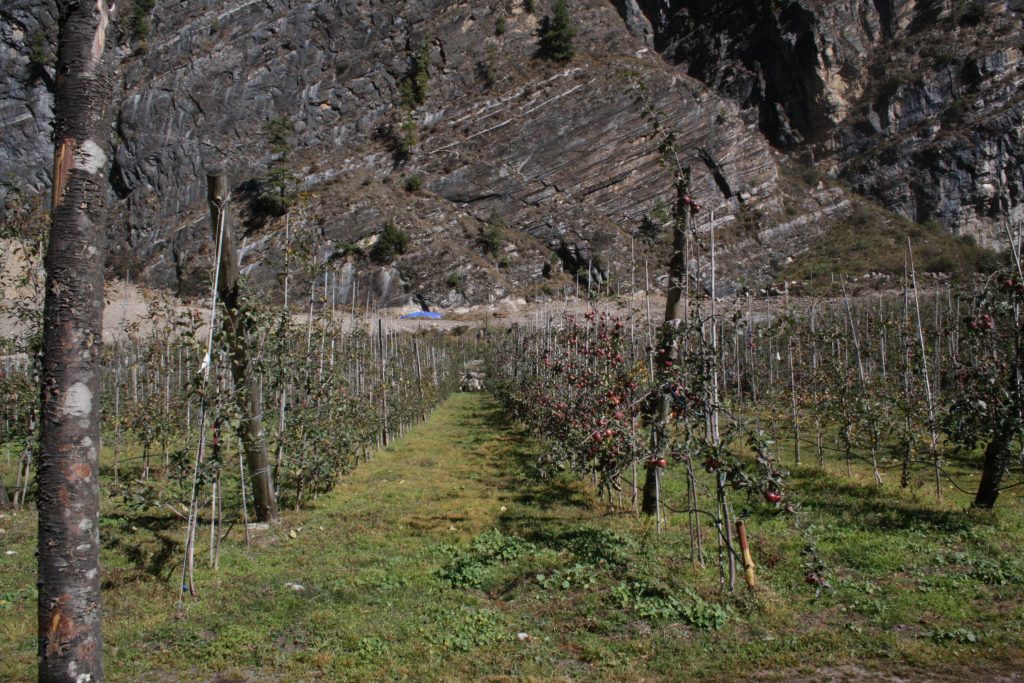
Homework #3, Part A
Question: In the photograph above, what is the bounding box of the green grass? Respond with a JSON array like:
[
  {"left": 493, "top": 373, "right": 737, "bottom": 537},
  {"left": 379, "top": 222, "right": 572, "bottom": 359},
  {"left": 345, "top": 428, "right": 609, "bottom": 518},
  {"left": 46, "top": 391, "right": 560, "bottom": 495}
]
[{"left": 2, "top": 393, "right": 1023, "bottom": 681}]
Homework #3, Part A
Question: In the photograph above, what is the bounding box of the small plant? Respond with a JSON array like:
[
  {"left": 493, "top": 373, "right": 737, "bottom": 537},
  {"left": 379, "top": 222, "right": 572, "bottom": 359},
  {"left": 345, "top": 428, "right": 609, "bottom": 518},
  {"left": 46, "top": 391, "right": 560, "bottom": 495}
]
[
  {"left": 477, "top": 43, "right": 500, "bottom": 89},
  {"left": 129, "top": 0, "right": 157, "bottom": 41},
  {"left": 436, "top": 529, "right": 534, "bottom": 588},
  {"left": 28, "top": 33, "right": 51, "bottom": 70},
  {"left": 495, "top": 16, "right": 507, "bottom": 35},
  {"left": 373, "top": 117, "right": 418, "bottom": 165},
  {"left": 254, "top": 167, "right": 297, "bottom": 217},
  {"left": 265, "top": 116, "right": 295, "bottom": 158},
  {"left": 355, "top": 636, "right": 390, "bottom": 660},
  {"left": 535, "top": 563, "right": 595, "bottom": 590},
  {"left": 538, "top": 0, "right": 576, "bottom": 62},
  {"left": 370, "top": 222, "right": 410, "bottom": 264},
  {"left": 562, "top": 527, "right": 636, "bottom": 568},
  {"left": 958, "top": 2, "right": 987, "bottom": 27},
  {"left": 524, "top": 0, "right": 536, "bottom": 12},
  {"left": 610, "top": 581, "right": 729, "bottom": 629},
  {"left": 444, "top": 273, "right": 463, "bottom": 290},
  {"left": 427, "top": 607, "right": 507, "bottom": 652},
  {"left": 927, "top": 627, "right": 980, "bottom": 644},
  {"left": 479, "top": 219, "right": 505, "bottom": 255},
  {"left": 941, "top": 98, "right": 968, "bottom": 129},
  {"left": 400, "top": 42, "right": 431, "bottom": 109},
  {"left": 404, "top": 174, "right": 423, "bottom": 192}
]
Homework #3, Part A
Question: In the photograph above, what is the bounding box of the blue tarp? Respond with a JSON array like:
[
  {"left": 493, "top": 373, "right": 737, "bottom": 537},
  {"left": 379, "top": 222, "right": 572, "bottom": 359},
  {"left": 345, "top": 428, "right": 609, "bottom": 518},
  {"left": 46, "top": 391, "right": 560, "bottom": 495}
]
[{"left": 400, "top": 311, "right": 444, "bottom": 320}]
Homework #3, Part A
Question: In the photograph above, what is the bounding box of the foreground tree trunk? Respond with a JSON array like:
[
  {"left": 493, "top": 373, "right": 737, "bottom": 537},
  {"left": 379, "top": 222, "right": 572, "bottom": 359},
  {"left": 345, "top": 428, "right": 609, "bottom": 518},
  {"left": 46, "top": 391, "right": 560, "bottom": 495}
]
[{"left": 37, "top": 2, "right": 116, "bottom": 680}]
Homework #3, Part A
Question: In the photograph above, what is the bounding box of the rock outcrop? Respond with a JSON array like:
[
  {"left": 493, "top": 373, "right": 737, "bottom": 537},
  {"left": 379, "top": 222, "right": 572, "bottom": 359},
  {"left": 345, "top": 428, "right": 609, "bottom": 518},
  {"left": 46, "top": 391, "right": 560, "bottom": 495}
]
[
  {"left": 1, "top": 0, "right": 1019, "bottom": 304},
  {"left": 623, "top": 0, "right": 1024, "bottom": 245}
]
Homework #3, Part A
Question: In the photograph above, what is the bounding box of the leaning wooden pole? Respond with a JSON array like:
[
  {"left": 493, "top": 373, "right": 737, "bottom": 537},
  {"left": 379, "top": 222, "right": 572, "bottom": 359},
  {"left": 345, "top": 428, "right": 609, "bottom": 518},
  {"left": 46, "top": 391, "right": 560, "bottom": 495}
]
[{"left": 207, "top": 169, "right": 279, "bottom": 523}]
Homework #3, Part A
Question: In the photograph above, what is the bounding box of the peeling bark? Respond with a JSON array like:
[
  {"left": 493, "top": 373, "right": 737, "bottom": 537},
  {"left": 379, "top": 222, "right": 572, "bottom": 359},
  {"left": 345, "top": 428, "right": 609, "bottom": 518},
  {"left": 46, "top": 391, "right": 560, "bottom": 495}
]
[{"left": 37, "top": 2, "right": 115, "bottom": 681}]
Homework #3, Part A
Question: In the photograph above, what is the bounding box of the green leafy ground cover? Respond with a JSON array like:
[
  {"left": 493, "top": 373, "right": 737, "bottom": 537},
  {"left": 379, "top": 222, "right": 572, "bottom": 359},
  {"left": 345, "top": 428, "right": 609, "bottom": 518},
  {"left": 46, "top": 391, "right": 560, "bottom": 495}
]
[{"left": 1, "top": 392, "right": 1022, "bottom": 681}]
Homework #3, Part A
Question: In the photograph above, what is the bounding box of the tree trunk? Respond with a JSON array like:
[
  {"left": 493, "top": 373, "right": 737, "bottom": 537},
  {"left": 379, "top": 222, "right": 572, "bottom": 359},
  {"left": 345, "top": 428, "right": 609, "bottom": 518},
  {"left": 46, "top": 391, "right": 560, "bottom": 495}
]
[
  {"left": 207, "top": 170, "right": 279, "bottom": 523},
  {"left": 37, "top": 2, "right": 116, "bottom": 680},
  {"left": 974, "top": 424, "right": 1014, "bottom": 508},
  {"left": 642, "top": 171, "right": 690, "bottom": 515}
]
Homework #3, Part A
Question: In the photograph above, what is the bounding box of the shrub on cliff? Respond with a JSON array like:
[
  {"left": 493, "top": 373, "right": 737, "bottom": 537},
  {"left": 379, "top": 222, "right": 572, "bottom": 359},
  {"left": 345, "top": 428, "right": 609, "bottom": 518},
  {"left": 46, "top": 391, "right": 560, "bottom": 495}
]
[{"left": 538, "top": 0, "right": 575, "bottom": 62}]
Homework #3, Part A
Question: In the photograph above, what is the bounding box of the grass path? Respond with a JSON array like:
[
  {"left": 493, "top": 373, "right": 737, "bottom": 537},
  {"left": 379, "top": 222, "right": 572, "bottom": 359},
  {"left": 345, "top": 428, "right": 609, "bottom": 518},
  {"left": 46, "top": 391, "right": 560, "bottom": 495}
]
[
  {"left": 118, "top": 391, "right": 553, "bottom": 681},
  {"left": 2, "top": 392, "right": 1024, "bottom": 681},
  {"left": 4, "top": 392, "right": 592, "bottom": 681}
]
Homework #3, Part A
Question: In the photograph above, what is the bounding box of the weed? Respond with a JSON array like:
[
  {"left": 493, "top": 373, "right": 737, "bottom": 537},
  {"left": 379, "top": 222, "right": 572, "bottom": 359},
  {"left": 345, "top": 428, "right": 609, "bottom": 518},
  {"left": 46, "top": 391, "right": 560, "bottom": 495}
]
[
  {"left": 437, "top": 529, "right": 535, "bottom": 588},
  {"left": 927, "top": 627, "right": 981, "bottom": 644},
  {"left": 535, "top": 563, "right": 596, "bottom": 590},
  {"left": 560, "top": 527, "right": 636, "bottom": 569},
  {"left": 426, "top": 607, "right": 507, "bottom": 652},
  {"left": 609, "top": 581, "right": 729, "bottom": 629},
  {"left": 355, "top": 636, "right": 389, "bottom": 660}
]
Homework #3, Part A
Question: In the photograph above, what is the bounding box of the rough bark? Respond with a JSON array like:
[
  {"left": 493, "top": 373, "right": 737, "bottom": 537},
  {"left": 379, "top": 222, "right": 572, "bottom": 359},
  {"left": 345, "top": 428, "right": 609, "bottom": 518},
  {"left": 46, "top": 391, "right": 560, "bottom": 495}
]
[
  {"left": 207, "top": 170, "right": 279, "bottom": 523},
  {"left": 973, "top": 423, "right": 1014, "bottom": 509},
  {"left": 37, "top": 2, "right": 116, "bottom": 680}
]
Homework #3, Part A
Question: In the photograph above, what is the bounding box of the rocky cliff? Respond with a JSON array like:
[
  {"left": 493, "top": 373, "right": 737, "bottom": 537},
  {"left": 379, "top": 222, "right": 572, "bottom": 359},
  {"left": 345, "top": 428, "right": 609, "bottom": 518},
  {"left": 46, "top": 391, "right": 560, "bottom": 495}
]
[
  {"left": 619, "top": 0, "right": 1024, "bottom": 246},
  {"left": 1, "top": 0, "right": 1019, "bottom": 306}
]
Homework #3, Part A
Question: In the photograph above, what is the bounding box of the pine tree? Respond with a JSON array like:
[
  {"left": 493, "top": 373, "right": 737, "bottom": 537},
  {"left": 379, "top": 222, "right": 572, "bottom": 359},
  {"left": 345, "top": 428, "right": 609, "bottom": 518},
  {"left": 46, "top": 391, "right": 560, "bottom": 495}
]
[{"left": 538, "top": 0, "right": 576, "bottom": 62}]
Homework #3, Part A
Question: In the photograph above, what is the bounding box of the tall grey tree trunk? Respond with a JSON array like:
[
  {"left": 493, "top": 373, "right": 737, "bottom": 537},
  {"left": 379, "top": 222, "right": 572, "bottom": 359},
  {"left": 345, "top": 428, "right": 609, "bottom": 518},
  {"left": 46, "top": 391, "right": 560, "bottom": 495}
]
[{"left": 37, "top": 2, "right": 116, "bottom": 680}]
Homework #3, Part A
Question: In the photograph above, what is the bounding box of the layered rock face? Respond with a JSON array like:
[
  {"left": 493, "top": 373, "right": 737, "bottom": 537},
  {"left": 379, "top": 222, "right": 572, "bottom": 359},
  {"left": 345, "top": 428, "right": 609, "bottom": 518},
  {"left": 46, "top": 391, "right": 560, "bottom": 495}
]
[
  {"left": 1, "top": 0, "right": 1019, "bottom": 304},
  {"left": 2, "top": 0, "right": 787, "bottom": 304},
  {"left": 0, "top": 2, "right": 56, "bottom": 199},
  {"left": 620, "top": 0, "right": 1024, "bottom": 246}
]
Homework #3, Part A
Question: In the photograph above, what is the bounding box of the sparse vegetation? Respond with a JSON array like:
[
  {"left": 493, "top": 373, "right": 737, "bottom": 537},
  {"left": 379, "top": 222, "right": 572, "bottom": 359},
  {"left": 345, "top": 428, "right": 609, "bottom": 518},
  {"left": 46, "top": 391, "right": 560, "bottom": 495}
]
[
  {"left": 942, "top": 97, "right": 968, "bottom": 128},
  {"left": 129, "top": 0, "right": 157, "bottom": 42},
  {"left": 537, "top": 0, "right": 576, "bottom": 62},
  {"left": 370, "top": 222, "right": 410, "bottom": 263},
  {"left": 477, "top": 43, "right": 500, "bottom": 89},
  {"left": 27, "top": 33, "right": 51, "bottom": 71},
  {"left": 265, "top": 116, "right": 295, "bottom": 158},
  {"left": 478, "top": 218, "right": 506, "bottom": 255},
  {"left": 400, "top": 41, "right": 431, "bottom": 109},
  {"left": 253, "top": 166, "right": 297, "bottom": 217},
  {"left": 958, "top": 2, "right": 988, "bottom": 27},
  {"left": 782, "top": 199, "right": 1003, "bottom": 288},
  {"left": 404, "top": 174, "right": 423, "bottom": 192}
]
